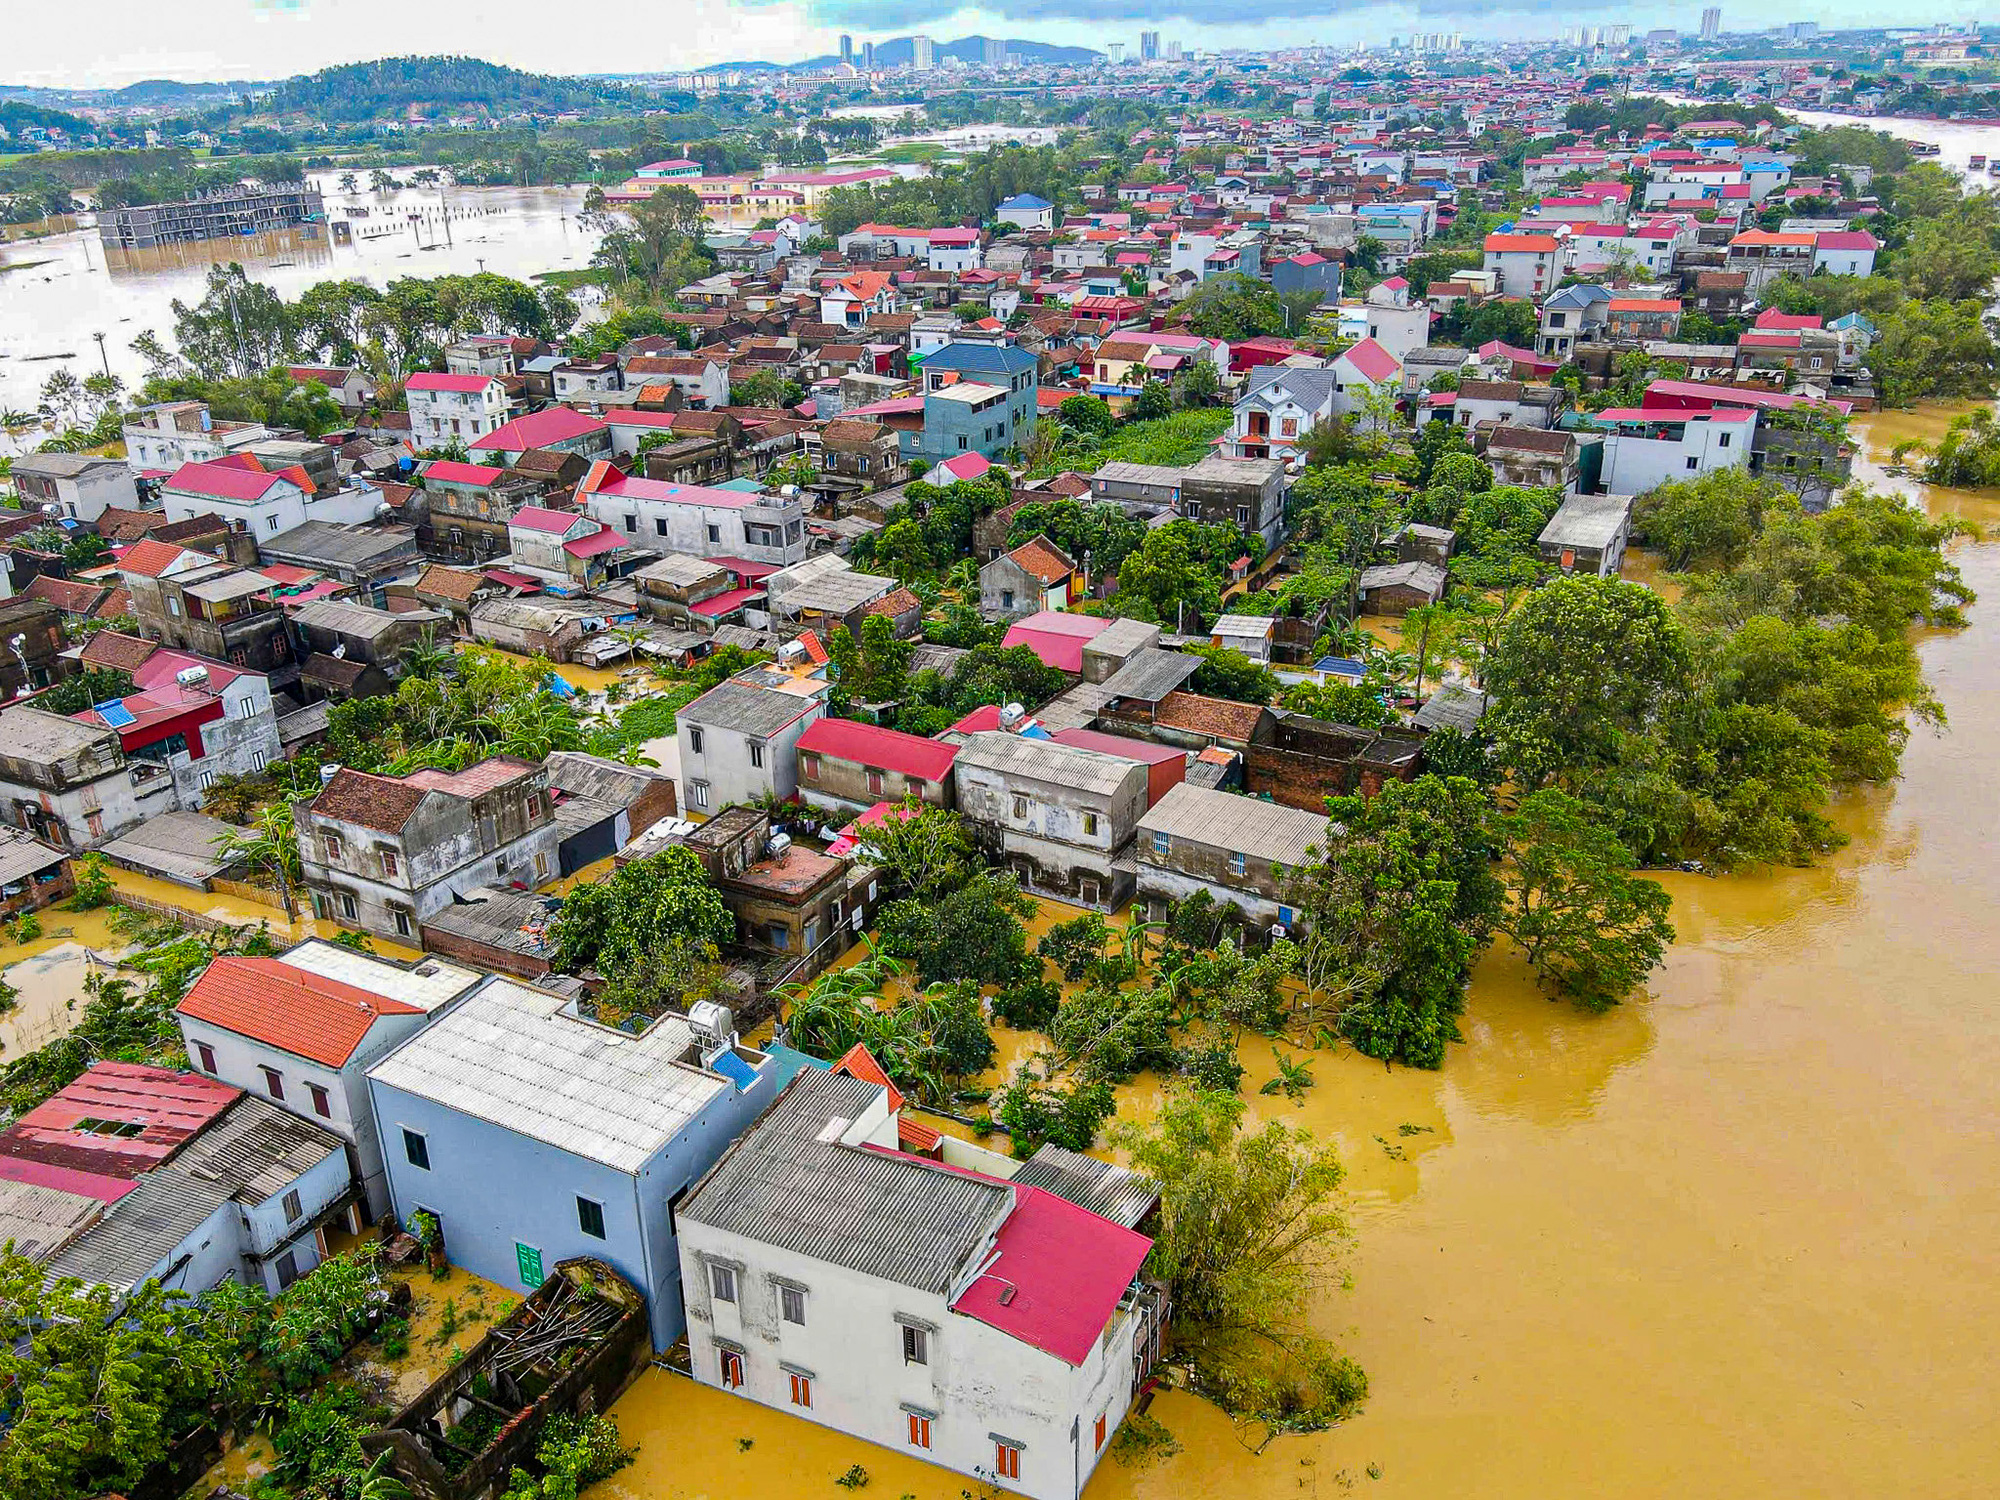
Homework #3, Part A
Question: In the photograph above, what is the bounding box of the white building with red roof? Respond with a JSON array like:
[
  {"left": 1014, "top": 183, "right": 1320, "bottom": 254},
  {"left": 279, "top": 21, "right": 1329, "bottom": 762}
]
[
  {"left": 177, "top": 940, "right": 482, "bottom": 1219},
  {"left": 469, "top": 405, "right": 612, "bottom": 463},
  {"left": 405, "top": 372, "right": 509, "bottom": 451},
  {"left": 676, "top": 1063, "right": 1163, "bottom": 1500},
  {"left": 577, "top": 462, "right": 808, "bottom": 568}
]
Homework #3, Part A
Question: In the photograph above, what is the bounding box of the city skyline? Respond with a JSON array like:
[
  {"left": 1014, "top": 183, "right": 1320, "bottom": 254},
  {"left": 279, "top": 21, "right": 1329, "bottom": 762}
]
[{"left": 6, "top": 1, "right": 1992, "bottom": 90}]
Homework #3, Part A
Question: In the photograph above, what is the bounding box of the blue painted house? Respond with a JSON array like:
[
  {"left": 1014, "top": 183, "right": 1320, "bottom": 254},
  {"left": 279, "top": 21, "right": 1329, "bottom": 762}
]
[
  {"left": 366, "top": 976, "right": 779, "bottom": 1350},
  {"left": 913, "top": 341, "right": 1040, "bottom": 464}
]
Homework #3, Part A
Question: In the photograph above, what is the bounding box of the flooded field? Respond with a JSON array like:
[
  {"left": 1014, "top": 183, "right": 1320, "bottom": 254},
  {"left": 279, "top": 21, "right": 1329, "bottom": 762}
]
[
  {"left": 595, "top": 406, "right": 2000, "bottom": 1499},
  {"left": 0, "top": 175, "right": 601, "bottom": 419}
]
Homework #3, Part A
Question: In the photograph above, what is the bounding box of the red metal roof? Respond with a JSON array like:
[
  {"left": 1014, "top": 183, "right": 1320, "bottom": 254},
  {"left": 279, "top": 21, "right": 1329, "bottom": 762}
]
[
  {"left": 179, "top": 956, "right": 424, "bottom": 1068},
  {"left": 1000, "top": 611, "right": 1111, "bottom": 673},
  {"left": 424, "top": 459, "right": 508, "bottom": 485},
  {"left": 0, "top": 1062, "right": 239, "bottom": 1181},
  {"left": 948, "top": 1177, "right": 1153, "bottom": 1366},
  {"left": 0, "top": 1154, "right": 138, "bottom": 1204},
  {"left": 163, "top": 460, "right": 294, "bottom": 502},
  {"left": 564, "top": 527, "right": 628, "bottom": 558},
  {"left": 512, "top": 505, "right": 582, "bottom": 533},
  {"left": 407, "top": 373, "right": 499, "bottom": 393},
  {"left": 1051, "top": 728, "right": 1185, "bottom": 764},
  {"left": 470, "top": 406, "right": 605, "bottom": 453},
  {"left": 688, "top": 586, "right": 762, "bottom": 618},
  {"left": 799, "top": 718, "right": 960, "bottom": 783},
  {"left": 1339, "top": 337, "right": 1401, "bottom": 385}
]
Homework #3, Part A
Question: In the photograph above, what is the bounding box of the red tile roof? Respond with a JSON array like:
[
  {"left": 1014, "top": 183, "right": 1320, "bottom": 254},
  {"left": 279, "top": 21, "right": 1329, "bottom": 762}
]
[
  {"left": 178, "top": 956, "right": 423, "bottom": 1068},
  {"left": 832, "top": 1043, "right": 903, "bottom": 1113},
  {"left": 1005, "top": 536, "right": 1076, "bottom": 585},
  {"left": 798, "top": 718, "right": 960, "bottom": 783}
]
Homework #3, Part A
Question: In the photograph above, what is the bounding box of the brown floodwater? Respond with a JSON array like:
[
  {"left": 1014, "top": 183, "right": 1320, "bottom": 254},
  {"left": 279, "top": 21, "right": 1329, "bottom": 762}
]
[{"left": 603, "top": 409, "right": 1999, "bottom": 1498}]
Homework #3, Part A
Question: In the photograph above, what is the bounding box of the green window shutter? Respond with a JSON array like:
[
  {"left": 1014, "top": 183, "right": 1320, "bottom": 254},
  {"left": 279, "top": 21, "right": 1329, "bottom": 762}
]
[{"left": 516, "top": 1242, "right": 545, "bottom": 1288}]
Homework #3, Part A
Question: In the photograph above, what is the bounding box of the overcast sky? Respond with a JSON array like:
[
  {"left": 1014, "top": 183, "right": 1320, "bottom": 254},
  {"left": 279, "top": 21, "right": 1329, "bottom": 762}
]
[{"left": 7, "top": 0, "right": 1986, "bottom": 89}]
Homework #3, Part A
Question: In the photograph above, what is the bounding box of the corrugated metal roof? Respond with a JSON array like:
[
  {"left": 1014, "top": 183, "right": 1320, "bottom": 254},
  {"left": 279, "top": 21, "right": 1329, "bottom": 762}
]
[
  {"left": 0, "top": 826, "right": 66, "bottom": 888},
  {"left": 681, "top": 679, "right": 821, "bottom": 738},
  {"left": 1011, "top": 1145, "right": 1158, "bottom": 1229},
  {"left": 1098, "top": 646, "right": 1200, "bottom": 704},
  {"left": 681, "top": 1070, "right": 1009, "bottom": 1293},
  {"left": 1138, "top": 783, "right": 1331, "bottom": 865},
  {"left": 955, "top": 730, "right": 1149, "bottom": 798},
  {"left": 366, "top": 978, "right": 729, "bottom": 1174}
]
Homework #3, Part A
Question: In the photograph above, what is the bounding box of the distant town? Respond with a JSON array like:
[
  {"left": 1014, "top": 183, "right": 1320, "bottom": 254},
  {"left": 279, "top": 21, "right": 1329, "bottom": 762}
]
[{"left": 0, "top": 15, "right": 1992, "bottom": 1500}]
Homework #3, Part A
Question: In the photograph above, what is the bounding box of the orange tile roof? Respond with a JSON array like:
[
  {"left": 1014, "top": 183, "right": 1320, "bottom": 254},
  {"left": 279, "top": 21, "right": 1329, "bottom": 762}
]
[
  {"left": 117, "top": 538, "right": 194, "bottom": 579},
  {"left": 796, "top": 629, "right": 829, "bottom": 665},
  {"left": 177, "top": 956, "right": 423, "bottom": 1068},
  {"left": 833, "top": 1042, "right": 904, "bottom": 1113},
  {"left": 1005, "top": 535, "right": 1076, "bottom": 585}
]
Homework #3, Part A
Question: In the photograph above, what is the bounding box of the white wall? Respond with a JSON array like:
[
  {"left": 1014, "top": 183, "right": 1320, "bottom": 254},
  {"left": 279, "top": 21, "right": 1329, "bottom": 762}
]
[{"left": 678, "top": 700, "right": 825, "bottom": 813}]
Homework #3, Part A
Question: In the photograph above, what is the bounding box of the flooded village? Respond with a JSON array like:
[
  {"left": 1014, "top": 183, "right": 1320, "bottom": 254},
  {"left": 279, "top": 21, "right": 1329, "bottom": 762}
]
[{"left": 1, "top": 20, "right": 1998, "bottom": 1500}]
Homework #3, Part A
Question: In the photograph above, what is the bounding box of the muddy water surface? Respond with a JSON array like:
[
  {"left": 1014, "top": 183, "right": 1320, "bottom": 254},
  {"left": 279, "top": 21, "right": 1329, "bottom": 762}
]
[{"left": 597, "top": 416, "right": 2000, "bottom": 1499}]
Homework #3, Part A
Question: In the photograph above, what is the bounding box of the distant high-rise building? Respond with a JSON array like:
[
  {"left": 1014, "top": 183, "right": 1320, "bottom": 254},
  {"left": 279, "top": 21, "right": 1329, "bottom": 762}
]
[
  {"left": 1701, "top": 7, "right": 1722, "bottom": 39},
  {"left": 1105, "top": 41, "right": 1126, "bottom": 63},
  {"left": 1784, "top": 20, "right": 1817, "bottom": 42},
  {"left": 1607, "top": 23, "right": 1632, "bottom": 45},
  {"left": 864, "top": 40, "right": 875, "bottom": 70},
  {"left": 1165, "top": 39, "right": 1183, "bottom": 61},
  {"left": 983, "top": 36, "right": 1007, "bottom": 66},
  {"left": 912, "top": 34, "right": 935, "bottom": 70},
  {"left": 1140, "top": 30, "right": 1160, "bottom": 61},
  {"left": 840, "top": 34, "right": 853, "bottom": 63}
]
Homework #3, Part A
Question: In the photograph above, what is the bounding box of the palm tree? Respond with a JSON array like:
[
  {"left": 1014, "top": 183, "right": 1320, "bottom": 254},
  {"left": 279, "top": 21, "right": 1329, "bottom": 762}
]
[
  {"left": 213, "top": 800, "right": 304, "bottom": 921},
  {"left": 368, "top": 169, "right": 397, "bottom": 195},
  {"left": 398, "top": 626, "right": 455, "bottom": 682},
  {"left": 338, "top": 171, "right": 359, "bottom": 194},
  {"left": 357, "top": 1454, "right": 411, "bottom": 1500}
]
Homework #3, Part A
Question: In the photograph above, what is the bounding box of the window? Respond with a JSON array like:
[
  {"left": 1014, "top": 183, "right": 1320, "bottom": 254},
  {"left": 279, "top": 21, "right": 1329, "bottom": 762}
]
[
  {"left": 1153, "top": 830, "right": 1171, "bottom": 856},
  {"left": 307, "top": 1083, "right": 331, "bottom": 1119},
  {"left": 781, "top": 1285, "right": 806, "bottom": 1324},
  {"left": 1236, "top": 505, "right": 1252, "bottom": 527},
  {"left": 1686, "top": 457, "right": 1700, "bottom": 470},
  {"left": 866, "top": 768, "right": 884, "bottom": 796},
  {"left": 261, "top": 1067, "right": 285, "bottom": 1101},
  {"left": 707, "top": 524, "right": 722, "bottom": 544},
  {"left": 1082, "top": 811, "right": 1099, "bottom": 837},
  {"left": 380, "top": 848, "right": 399, "bottom": 878},
  {"left": 577, "top": 1196, "right": 606, "bottom": 1239},
  {"left": 710, "top": 1263, "right": 738, "bottom": 1303},
  {"left": 800, "top": 753, "right": 822, "bottom": 782},
  {"left": 403, "top": 1128, "right": 431, "bottom": 1171},
  {"left": 789, "top": 1371, "right": 813, "bottom": 1406},
  {"left": 282, "top": 1189, "right": 302, "bottom": 1223},
  {"left": 394, "top": 910, "right": 412, "bottom": 938},
  {"left": 907, "top": 1413, "right": 932, "bottom": 1449},
  {"left": 907, "top": 778, "right": 926, "bottom": 800},
  {"left": 276, "top": 1251, "right": 301, "bottom": 1289},
  {"left": 1229, "top": 851, "right": 1248, "bottom": 876},
  {"left": 339, "top": 893, "right": 357, "bottom": 921},
  {"left": 1012, "top": 794, "right": 1030, "bottom": 820},
  {"left": 995, "top": 1443, "right": 1021, "bottom": 1480},
  {"left": 720, "top": 1348, "right": 744, "bottom": 1387},
  {"left": 1095, "top": 1414, "right": 1107, "bottom": 1451},
  {"left": 322, "top": 833, "right": 344, "bottom": 861},
  {"left": 655, "top": 517, "right": 669, "bottom": 537},
  {"left": 902, "top": 1324, "right": 928, "bottom": 1365},
  {"left": 267, "top": 515, "right": 280, "bottom": 532},
  {"left": 1718, "top": 432, "right": 1731, "bottom": 448},
  {"left": 201, "top": 770, "right": 217, "bottom": 790},
  {"left": 689, "top": 780, "right": 710, "bottom": 809},
  {"left": 622, "top": 513, "right": 638, "bottom": 533},
  {"left": 688, "top": 727, "right": 705, "bottom": 754},
  {"left": 193, "top": 1040, "right": 217, "bottom": 1073},
  {"left": 749, "top": 741, "right": 765, "bottom": 769},
  {"left": 250, "top": 750, "right": 268, "bottom": 772}
]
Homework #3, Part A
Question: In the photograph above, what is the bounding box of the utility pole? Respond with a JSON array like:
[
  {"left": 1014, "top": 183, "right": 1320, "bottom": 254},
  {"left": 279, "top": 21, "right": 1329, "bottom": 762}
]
[{"left": 93, "top": 332, "right": 110, "bottom": 378}]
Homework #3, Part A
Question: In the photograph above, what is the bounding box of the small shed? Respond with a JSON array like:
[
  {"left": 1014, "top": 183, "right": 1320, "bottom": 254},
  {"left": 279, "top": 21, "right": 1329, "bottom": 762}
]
[{"left": 1355, "top": 560, "right": 1448, "bottom": 615}]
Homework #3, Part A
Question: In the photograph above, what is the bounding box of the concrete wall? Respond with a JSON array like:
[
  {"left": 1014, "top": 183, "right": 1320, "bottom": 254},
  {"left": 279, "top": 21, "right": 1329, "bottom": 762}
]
[
  {"left": 678, "top": 1219, "right": 1140, "bottom": 1500},
  {"left": 370, "top": 1052, "right": 777, "bottom": 1350},
  {"left": 679, "top": 701, "right": 825, "bottom": 814}
]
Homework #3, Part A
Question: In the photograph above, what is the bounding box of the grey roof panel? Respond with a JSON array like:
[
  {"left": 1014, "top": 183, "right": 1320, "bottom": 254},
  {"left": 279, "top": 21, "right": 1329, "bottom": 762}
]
[
  {"left": 1137, "top": 783, "right": 1331, "bottom": 865},
  {"left": 1099, "top": 647, "right": 1201, "bottom": 704},
  {"left": 680, "top": 1069, "right": 1009, "bottom": 1293},
  {"left": 1011, "top": 1145, "right": 1157, "bottom": 1229},
  {"left": 681, "top": 679, "right": 822, "bottom": 737},
  {"left": 954, "top": 730, "right": 1149, "bottom": 797},
  {"left": 1538, "top": 494, "right": 1632, "bottom": 551}
]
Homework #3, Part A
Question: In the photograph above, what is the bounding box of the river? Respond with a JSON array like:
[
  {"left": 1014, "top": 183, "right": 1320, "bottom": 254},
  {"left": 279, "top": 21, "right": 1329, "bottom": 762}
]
[{"left": 0, "top": 172, "right": 602, "bottom": 421}]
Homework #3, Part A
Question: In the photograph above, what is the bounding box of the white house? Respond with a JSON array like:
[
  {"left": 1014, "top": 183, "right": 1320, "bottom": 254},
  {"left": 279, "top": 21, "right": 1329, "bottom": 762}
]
[
  {"left": 176, "top": 941, "right": 484, "bottom": 1219},
  {"left": 1813, "top": 230, "right": 1879, "bottom": 277},
  {"left": 1481, "top": 232, "right": 1565, "bottom": 298},
  {"left": 405, "top": 373, "right": 510, "bottom": 451},
  {"left": 1330, "top": 337, "right": 1403, "bottom": 423},
  {"left": 8, "top": 454, "right": 137, "bottom": 523},
  {"left": 579, "top": 464, "right": 809, "bottom": 567},
  {"left": 677, "top": 1065, "right": 1162, "bottom": 1500},
  {"left": 995, "top": 193, "right": 1054, "bottom": 231},
  {"left": 1228, "top": 364, "right": 1338, "bottom": 460},
  {"left": 622, "top": 356, "right": 730, "bottom": 409},
  {"left": 926, "top": 228, "right": 983, "bottom": 274},
  {"left": 160, "top": 459, "right": 382, "bottom": 537},
  {"left": 1593, "top": 409, "right": 1758, "bottom": 495},
  {"left": 676, "top": 676, "right": 826, "bottom": 814},
  {"left": 121, "top": 402, "right": 271, "bottom": 471}
]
